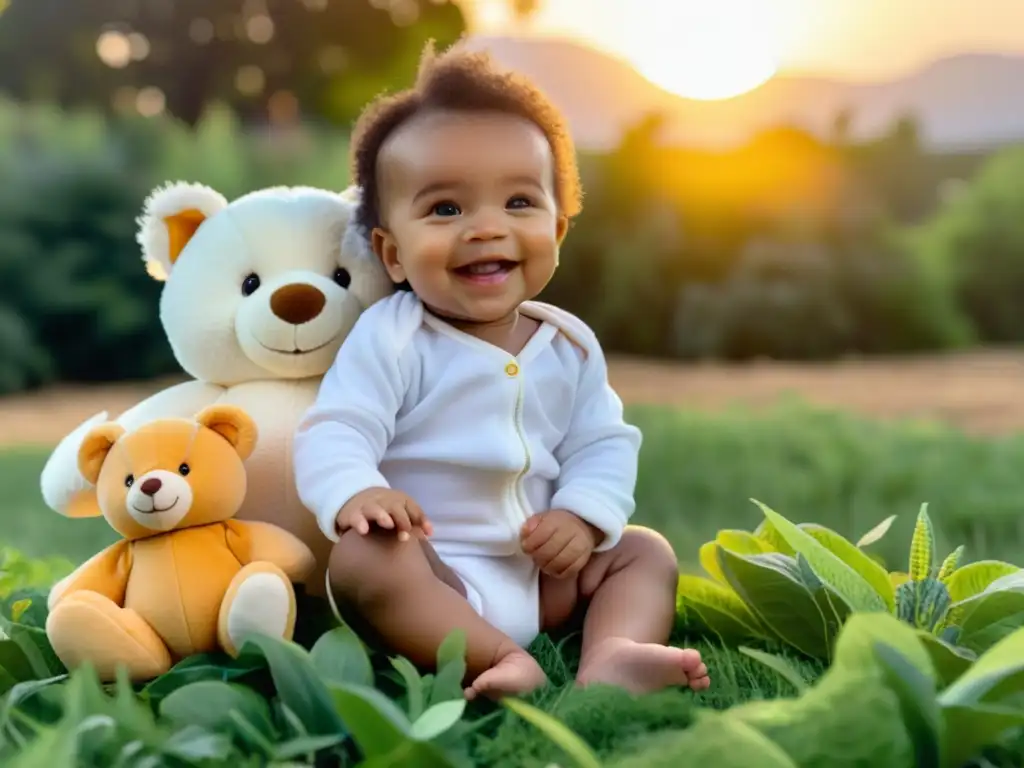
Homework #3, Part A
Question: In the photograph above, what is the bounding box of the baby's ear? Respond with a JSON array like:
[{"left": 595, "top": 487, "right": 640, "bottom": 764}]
[
  {"left": 77, "top": 423, "right": 126, "bottom": 485},
  {"left": 196, "top": 405, "right": 258, "bottom": 461},
  {"left": 136, "top": 181, "right": 228, "bottom": 281}
]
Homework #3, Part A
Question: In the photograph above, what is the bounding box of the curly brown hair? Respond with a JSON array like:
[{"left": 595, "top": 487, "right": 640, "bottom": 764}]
[{"left": 349, "top": 40, "right": 583, "bottom": 234}]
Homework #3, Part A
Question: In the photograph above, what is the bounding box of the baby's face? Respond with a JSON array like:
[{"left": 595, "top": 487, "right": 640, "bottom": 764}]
[{"left": 372, "top": 109, "right": 568, "bottom": 325}]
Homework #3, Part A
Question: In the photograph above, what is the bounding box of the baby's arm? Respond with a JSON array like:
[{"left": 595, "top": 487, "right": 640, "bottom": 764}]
[
  {"left": 293, "top": 306, "right": 409, "bottom": 542},
  {"left": 550, "top": 339, "right": 642, "bottom": 553}
]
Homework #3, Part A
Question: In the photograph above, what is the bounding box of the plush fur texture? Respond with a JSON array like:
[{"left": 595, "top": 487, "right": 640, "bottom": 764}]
[
  {"left": 40, "top": 183, "right": 395, "bottom": 594},
  {"left": 45, "top": 407, "right": 316, "bottom": 682}
]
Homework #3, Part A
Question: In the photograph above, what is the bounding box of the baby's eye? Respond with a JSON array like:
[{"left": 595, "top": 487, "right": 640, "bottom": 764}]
[
  {"left": 507, "top": 196, "right": 533, "bottom": 210},
  {"left": 432, "top": 201, "right": 461, "bottom": 217}
]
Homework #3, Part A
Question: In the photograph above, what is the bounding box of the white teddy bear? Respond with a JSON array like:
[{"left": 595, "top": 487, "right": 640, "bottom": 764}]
[{"left": 40, "top": 182, "right": 394, "bottom": 593}]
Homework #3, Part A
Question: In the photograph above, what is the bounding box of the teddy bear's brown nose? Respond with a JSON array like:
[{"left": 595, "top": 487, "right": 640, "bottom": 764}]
[
  {"left": 140, "top": 478, "right": 162, "bottom": 496},
  {"left": 270, "top": 283, "right": 326, "bottom": 325}
]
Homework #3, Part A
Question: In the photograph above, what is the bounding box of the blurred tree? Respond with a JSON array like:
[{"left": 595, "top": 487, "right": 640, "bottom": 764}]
[{"left": 0, "top": 0, "right": 466, "bottom": 126}]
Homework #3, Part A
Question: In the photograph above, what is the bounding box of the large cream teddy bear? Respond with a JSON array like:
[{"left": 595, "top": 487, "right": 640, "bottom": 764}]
[{"left": 40, "top": 182, "right": 394, "bottom": 593}]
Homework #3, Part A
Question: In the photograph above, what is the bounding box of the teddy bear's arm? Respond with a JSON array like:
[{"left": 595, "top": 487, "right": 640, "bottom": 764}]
[
  {"left": 47, "top": 540, "right": 132, "bottom": 611},
  {"left": 223, "top": 520, "right": 316, "bottom": 583},
  {"left": 116, "top": 381, "right": 228, "bottom": 432}
]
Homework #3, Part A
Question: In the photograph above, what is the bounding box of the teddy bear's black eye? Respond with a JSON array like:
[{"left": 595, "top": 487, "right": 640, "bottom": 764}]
[
  {"left": 241, "top": 273, "right": 261, "bottom": 296},
  {"left": 125, "top": 474, "right": 134, "bottom": 488},
  {"left": 333, "top": 267, "right": 351, "bottom": 289},
  {"left": 178, "top": 463, "right": 190, "bottom": 476}
]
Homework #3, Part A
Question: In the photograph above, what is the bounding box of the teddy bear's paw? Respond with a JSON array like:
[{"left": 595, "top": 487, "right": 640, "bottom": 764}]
[
  {"left": 46, "top": 591, "right": 172, "bottom": 682},
  {"left": 218, "top": 563, "right": 297, "bottom": 656}
]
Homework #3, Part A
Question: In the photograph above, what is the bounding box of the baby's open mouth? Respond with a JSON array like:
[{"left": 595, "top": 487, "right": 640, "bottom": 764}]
[{"left": 453, "top": 260, "right": 518, "bottom": 284}]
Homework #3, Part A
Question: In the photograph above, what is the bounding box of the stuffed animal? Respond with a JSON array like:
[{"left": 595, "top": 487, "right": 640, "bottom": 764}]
[
  {"left": 40, "top": 183, "right": 394, "bottom": 594},
  {"left": 46, "top": 404, "right": 316, "bottom": 682}
]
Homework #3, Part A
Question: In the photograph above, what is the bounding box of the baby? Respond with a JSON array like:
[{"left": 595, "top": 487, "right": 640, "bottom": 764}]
[{"left": 294, "top": 43, "right": 710, "bottom": 701}]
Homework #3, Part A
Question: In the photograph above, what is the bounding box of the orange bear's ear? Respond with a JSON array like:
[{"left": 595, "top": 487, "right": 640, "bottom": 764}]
[
  {"left": 77, "top": 423, "right": 126, "bottom": 485},
  {"left": 196, "top": 405, "right": 258, "bottom": 461},
  {"left": 136, "top": 182, "right": 228, "bottom": 281}
]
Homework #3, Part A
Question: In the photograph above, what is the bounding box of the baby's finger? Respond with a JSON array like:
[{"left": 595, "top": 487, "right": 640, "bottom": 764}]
[
  {"left": 521, "top": 518, "right": 556, "bottom": 553},
  {"left": 545, "top": 541, "right": 588, "bottom": 578},
  {"left": 365, "top": 503, "right": 395, "bottom": 529},
  {"left": 347, "top": 512, "right": 370, "bottom": 535},
  {"left": 404, "top": 499, "right": 433, "bottom": 537}
]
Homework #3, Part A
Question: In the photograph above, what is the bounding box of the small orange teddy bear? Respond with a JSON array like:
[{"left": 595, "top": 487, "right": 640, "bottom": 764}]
[{"left": 45, "top": 404, "right": 316, "bottom": 682}]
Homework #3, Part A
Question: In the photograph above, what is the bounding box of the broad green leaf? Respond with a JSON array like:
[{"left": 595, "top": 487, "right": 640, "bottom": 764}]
[
  {"left": 330, "top": 682, "right": 413, "bottom": 759},
  {"left": 676, "top": 573, "right": 764, "bottom": 642},
  {"left": 944, "top": 560, "right": 1019, "bottom": 603},
  {"left": 0, "top": 638, "right": 34, "bottom": 692},
  {"left": 273, "top": 734, "right": 347, "bottom": 760},
  {"left": 832, "top": 613, "right": 937, "bottom": 685},
  {"left": 698, "top": 541, "right": 727, "bottom": 584},
  {"left": 358, "top": 739, "right": 461, "bottom": 767},
  {"left": 752, "top": 500, "right": 888, "bottom": 613},
  {"left": 856, "top": 514, "right": 898, "bottom": 548},
  {"left": 752, "top": 518, "right": 795, "bottom": 556},
  {"left": 428, "top": 630, "right": 467, "bottom": 706},
  {"left": 139, "top": 652, "right": 263, "bottom": 705},
  {"left": 939, "top": 624, "right": 1024, "bottom": 706},
  {"left": 389, "top": 656, "right": 426, "bottom": 721},
  {"left": 956, "top": 589, "right": 1024, "bottom": 654},
  {"left": 872, "top": 641, "right": 942, "bottom": 768},
  {"left": 737, "top": 647, "right": 808, "bottom": 693},
  {"left": 310, "top": 624, "right": 374, "bottom": 688},
  {"left": 161, "top": 724, "right": 234, "bottom": 761},
  {"left": 238, "top": 634, "right": 343, "bottom": 736},
  {"left": 941, "top": 703, "right": 1024, "bottom": 768},
  {"left": 502, "top": 697, "right": 602, "bottom": 768},
  {"left": 799, "top": 523, "right": 896, "bottom": 611},
  {"left": 9, "top": 600, "right": 30, "bottom": 624},
  {"left": 717, "top": 549, "right": 831, "bottom": 659},
  {"left": 410, "top": 699, "right": 467, "bottom": 741},
  {"left": 158, "top": 680, "right": 275, "bottom": 743},
  {"left": 916, "top": 631, "right": 975, "bottom": 688},
  {"left": 0, "top": 617, "right": 64, "bottom": 679},
  {"left": 891, "top": 571, "right": 910, "bottom": 588}
]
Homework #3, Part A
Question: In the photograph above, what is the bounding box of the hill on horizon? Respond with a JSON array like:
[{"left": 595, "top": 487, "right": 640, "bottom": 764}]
[{"left": 463, "top": 35, "right": 1024, "bottom": 152}]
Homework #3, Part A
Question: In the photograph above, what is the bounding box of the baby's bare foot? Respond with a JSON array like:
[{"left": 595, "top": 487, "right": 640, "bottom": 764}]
[
  {"left": 576, "top": 637, "right": 711, "bottom": 694},
  {"left": 464, "top": 649, "right": 548, "bottom": 701}
]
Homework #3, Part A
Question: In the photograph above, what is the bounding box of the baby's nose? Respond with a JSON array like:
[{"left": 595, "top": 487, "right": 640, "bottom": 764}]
[{"left": 140, "top": 478, "right": 162, "bottom": 496}]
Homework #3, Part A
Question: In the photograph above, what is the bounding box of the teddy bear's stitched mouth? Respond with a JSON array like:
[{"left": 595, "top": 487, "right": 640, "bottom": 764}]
[
  {"left": 255, "top": 332, "right": 340, "bottom": 356},
  {"left": 132, "top": 497, "right": 180, "bottom": 515}
]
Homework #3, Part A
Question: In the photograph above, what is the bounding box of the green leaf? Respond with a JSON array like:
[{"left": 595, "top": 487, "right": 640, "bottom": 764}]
[
  {"left": 272, "top": 733, "right": 347, "bottom": 760},
  {"left": 956, "top": 587, "right": 1024, "bottom": 654},
  {"left": 872, "top": 641, "right": 942, "bottom": 768},
  {"left": 428, "top": 630, "right": 467, "bottom": 706},
  {"left": 139, "top": 652, "right": 263, "bottom": 706},
  {"left": 939, "top": 624, "right": 1024, "bottom": 706},
  {"left": 0, "top": 639, "right": 33, "bottom": 691},
  {"left": 502, "top": 697, "right": 602, "bottom": 768},
  {"left": 310, "top": 624, "right": 374, "bottom": 688},
  {"left": 944, "top": 561, "right": 1020, "bottom": 604},
  {"left": 0, "top": 618, "right": 64, "bottom": 679},
  {"left": 410, "top": 699, "right": 467, "bottom": 741},
  {"left": 237, "top": 634, "right": 343, "bottom": 736},
  {"left": 390, "top": 656, "right": 426, "bottom": 721},
  {"left": 330, "top": 682, "right": 413, "bottom": 759},
  {"left": 737, "top": 646, "right": 809, "bottom": 693},
  {"left": 941, "top": 703, "right": 1024, "bottom": 768},
  {"left": 831, "top": 613, "right": 937, "bottom": 685},
  {"left": 856, "top": 514, "right": 898, "bottom": 548},
  {"left": 800, "top": 522, "right": 896, "bottom": 612},
  {"left": 158, "top": 680, "right": 275, "bottom": 746},
  {"left": 916, "top": 631, "right": 976, "bottom": 688},
  {"left": 717, "top": 548, "right": 831, "bottom": 659},
  {"left": 752, "top": 500, "right": 888, "bottom": 613},
  {"left": 161, "top": 724, "right": 234, "bottom": 761},
  {"left": 357, "top": 739, "right": 461, "bottom": 767},
  {"left": 676, "top": 573, "right": 765, "bottom": 642}
]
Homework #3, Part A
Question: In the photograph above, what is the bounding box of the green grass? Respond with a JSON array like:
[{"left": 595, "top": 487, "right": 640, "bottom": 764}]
[{"left": 3, "top": 399, "right": 1024, "bottom": 765}]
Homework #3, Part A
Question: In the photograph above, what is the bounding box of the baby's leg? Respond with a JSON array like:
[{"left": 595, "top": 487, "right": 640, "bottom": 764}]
[
  {"left": 540, "top": 526, "right": 711, "bottom": 694},
  {"left": 328, "top": 530, "right": 546, "bottom": 700}
]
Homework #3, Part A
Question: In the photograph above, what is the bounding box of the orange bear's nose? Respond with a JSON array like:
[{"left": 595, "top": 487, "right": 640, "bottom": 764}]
[{"left": 140, "top": 478, "right": 162, "bottom": 496}]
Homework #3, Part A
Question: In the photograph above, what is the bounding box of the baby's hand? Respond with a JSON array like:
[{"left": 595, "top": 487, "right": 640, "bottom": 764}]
[
  {"left": 336, "top": 487, "right": 433, "bottom": 542},
  {"left": 520, "top": 509, "right": 603, "bottom": 579}
]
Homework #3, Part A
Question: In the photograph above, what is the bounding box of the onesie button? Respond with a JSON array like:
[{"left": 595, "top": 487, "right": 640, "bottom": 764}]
[{"left": 505, "top": 361, "right": 519, "bottom": 377}]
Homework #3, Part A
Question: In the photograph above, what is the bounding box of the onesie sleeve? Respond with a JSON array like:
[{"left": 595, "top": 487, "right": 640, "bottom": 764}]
[
  {"left": 294, "top": 299, "right": 409, "bottom": 542},
  {"left": 549, "top": 337, "right": 642, "bottom": 553}
]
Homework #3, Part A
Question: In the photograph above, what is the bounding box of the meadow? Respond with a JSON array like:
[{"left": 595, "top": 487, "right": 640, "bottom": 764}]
[{"left": 3, "top": 391, "right": 1024, "bottom": 765}]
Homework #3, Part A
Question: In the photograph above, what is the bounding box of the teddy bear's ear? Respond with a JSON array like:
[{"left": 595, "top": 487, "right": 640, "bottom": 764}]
[
  {"left": 196, "top": 404, "right": 258, "bottom": 461},
  {"left": 136, "top": 181, "right": 229, "bottom": 281},
  {"left": 77, "top": 423, "right": 126, "bottom": 486}
]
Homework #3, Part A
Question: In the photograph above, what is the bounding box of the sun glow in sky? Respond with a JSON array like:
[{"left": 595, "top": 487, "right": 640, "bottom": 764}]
[{"left": 469, "top": 0, "right": 1024, "bottom": 100}]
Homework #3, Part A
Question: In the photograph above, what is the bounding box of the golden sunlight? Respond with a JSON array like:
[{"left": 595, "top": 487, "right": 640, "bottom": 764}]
[{"left": 617, "top": 0, "right": 781, "bottom": 100}]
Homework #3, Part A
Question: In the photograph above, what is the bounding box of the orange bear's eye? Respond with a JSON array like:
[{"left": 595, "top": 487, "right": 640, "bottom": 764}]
[
  {"left": 124, "top": 475, "right": 134, "bottom": 488},
  {"left": 178, "top": 463, "right": 191, "bottom": 476}
]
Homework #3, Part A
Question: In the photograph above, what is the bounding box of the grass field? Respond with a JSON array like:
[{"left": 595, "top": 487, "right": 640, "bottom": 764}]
[{"left": 4, "top": 387, "right": 1024, "bottom": 764}]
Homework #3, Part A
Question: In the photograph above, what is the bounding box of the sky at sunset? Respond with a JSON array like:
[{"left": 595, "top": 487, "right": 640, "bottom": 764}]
[{"left": 469, "top": 0, "right": 1024, "bottom": 81}]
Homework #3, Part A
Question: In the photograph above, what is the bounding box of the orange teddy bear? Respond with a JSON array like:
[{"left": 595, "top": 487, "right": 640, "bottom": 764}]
[{"left": 45, "top": 405, "right": 316, "bottom": 682}]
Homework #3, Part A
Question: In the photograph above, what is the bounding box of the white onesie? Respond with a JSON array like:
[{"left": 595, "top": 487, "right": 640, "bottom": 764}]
[{"left": 293, "top": 291, "right": 642, "bottom": 647}]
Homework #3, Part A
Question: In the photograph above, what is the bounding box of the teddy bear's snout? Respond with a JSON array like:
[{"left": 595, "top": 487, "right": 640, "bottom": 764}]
[
  {"left": 270, "top": 284, "right": 326, "bottom": 325},
  {"left": 140, "top": 478, "right": 162, "bottom": 496}
]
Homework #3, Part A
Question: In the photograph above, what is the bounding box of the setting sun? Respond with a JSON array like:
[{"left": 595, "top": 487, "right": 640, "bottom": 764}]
[{"left": 616, "top": 0, "right": 780, "bottom": 100}]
